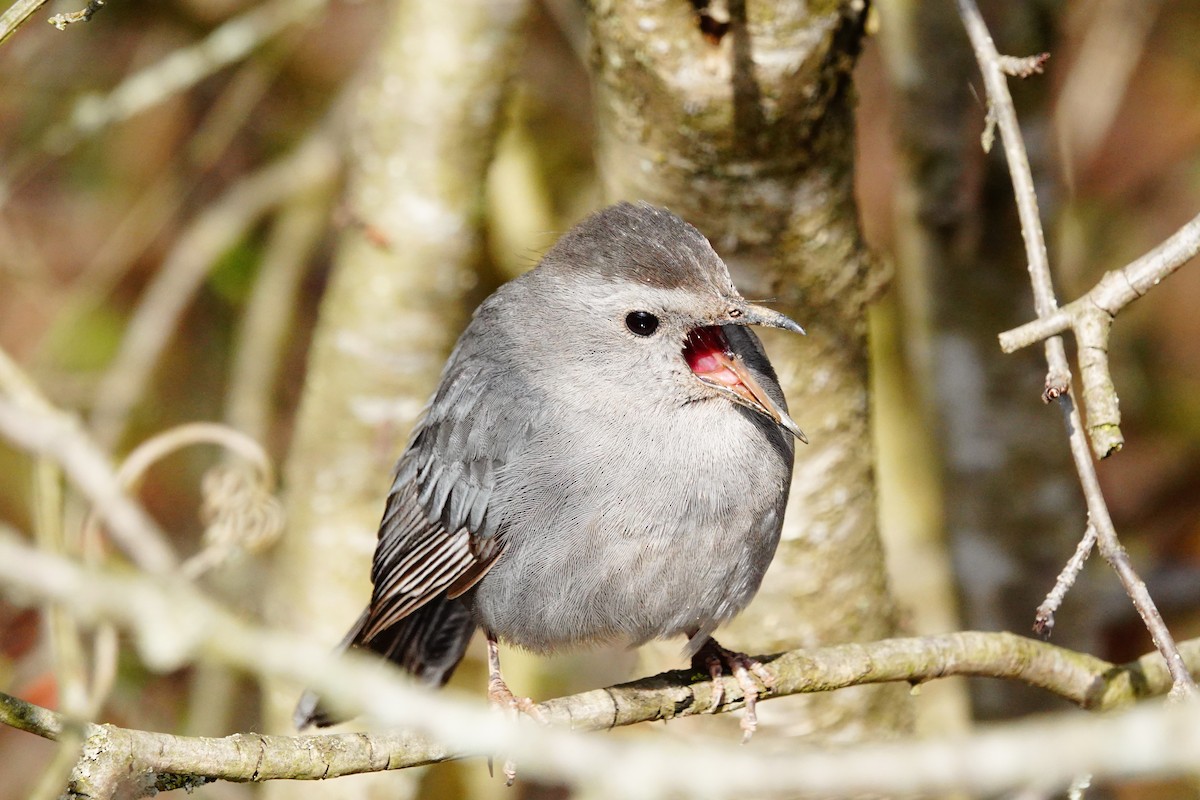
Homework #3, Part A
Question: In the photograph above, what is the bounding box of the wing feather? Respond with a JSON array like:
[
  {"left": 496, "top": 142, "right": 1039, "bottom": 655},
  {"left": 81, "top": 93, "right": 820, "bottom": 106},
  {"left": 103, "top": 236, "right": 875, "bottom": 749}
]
[{"left": 361, "top": 297, "right": 540, "bottom": 643}]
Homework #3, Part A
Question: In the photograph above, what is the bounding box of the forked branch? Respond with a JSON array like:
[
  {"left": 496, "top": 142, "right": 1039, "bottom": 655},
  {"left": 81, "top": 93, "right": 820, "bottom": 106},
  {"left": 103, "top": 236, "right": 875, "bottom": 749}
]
[
  {"left": 955, "top": 0, "right": 1197, "bottom": 698},
  {"left": 1000, "top": 211, "right": 1200, "bottom": 458}
]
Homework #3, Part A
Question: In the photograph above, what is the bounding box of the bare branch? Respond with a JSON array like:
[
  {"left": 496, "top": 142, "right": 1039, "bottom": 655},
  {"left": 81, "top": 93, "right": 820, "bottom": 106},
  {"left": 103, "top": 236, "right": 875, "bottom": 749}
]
[
  {"left": 224, "top": 190, "right": 330, "bottom": 442},
  {"left": 0, "top": 396, "right": 177, "bottom": 574},
  {"left": 1035, "top": 524, "right": 1097, "bottom": 637},
  {"left": 955, "top": 0, "right": 1198, "bottom": 698},
  {"left": 2, "top": 527, "right": 1200, "bottom": 797},
  {"left": 1000, "top": 210, "right": 1200, "bottom": 349},
  {"left": 999, "top": 211, "right": 1200, "bottom": 456},
  {"left": 93, "top": 421, "right": 284, "bottom": 581}
]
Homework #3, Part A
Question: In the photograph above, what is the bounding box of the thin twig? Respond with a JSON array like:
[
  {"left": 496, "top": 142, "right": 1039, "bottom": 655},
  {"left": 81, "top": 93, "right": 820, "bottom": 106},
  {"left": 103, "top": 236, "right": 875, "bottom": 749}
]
[
  {"left": 1000, "top": 210, "right": 1200, "bottom": 350},
  {"left": 30, "top": 459, "right": 91, "bottom": 800},
  {"left": 955, "top": 0, "right": 1198, "bottom": 699},
  {"left": 70, "top": 422, "right": 283, "bottom": 719},
  {"left": 1034, "top": 523, "right": 1097, "bottom": 637}
]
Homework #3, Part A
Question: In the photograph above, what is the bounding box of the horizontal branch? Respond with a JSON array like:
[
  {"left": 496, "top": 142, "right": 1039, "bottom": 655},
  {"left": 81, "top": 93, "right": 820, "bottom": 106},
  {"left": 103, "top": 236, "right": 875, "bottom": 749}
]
[
  {"left": 2, "top": 528, "right": 1199, "bottom": 797},
  {"left": 1, "top": 625, "right": 1198, "bottom": 794}
]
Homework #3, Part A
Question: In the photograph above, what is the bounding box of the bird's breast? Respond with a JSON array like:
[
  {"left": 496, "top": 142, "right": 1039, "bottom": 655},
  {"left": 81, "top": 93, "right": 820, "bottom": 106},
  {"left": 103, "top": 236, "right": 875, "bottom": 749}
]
[{"left": 468, "top": 397, "right": 792, "bottom": 652}]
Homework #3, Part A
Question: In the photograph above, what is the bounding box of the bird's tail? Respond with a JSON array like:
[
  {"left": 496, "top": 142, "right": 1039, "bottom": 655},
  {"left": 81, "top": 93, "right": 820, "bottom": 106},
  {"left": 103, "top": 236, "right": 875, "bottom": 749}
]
[{"left": 293, "top": 594, "right": 477, "bottom": 729}]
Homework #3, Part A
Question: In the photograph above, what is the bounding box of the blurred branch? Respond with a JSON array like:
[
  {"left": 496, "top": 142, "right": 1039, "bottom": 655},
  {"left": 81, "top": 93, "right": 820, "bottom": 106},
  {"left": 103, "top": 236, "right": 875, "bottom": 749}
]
[
  {"left": 89, "top": 134, "right": 339, "bottom": 451},
  {"left": 30, "top": 457, "right": 91, "bottom": 800},
  {"left": 956, "top": 0, "right": 1198, "bottom": 699},
  {"left": 98, "top": 421, "right": 284, "bottom": 581},
  {"left": 0, "top": 348, "right": 104, "bottom": 797},
  {"left": 224, "top": 187, "right": 330, "bottom": 442},
  {"left": 1055, "top": 0, "right": 1163, "bottom": 174},
  {"left": 1, "top": 529, "right": 1200, "bottom": 796},
  {"left": 0, "top": 350, "right": 177, "bottom": 573},
  {"left": 35, "top": 58, "right": 296, "bottom": 388},
  {"left": 0, "top": 0, "right": 49, "bottom": 46},
  {"left": 999, "top": 210, "right": 1200, "bottom": 457},
  {"left": 46, "top": 0, "right": 327, "bottom": 150}
]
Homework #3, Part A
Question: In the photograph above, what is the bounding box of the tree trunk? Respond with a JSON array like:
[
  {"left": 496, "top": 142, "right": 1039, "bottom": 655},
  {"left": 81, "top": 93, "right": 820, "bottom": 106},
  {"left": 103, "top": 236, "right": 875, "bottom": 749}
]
[
  {"left": 588, "top": 0, "right": 911, "bottom": 739},
  {"left": 262, "top": 2, "right": 528, "bottom": 798}
]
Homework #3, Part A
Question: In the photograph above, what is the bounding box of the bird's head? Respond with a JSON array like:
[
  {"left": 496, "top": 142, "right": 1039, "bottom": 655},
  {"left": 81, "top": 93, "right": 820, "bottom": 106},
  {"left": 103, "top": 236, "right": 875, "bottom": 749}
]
[{"left": 522, "top": 202, "right": 808, "bottom": 442}]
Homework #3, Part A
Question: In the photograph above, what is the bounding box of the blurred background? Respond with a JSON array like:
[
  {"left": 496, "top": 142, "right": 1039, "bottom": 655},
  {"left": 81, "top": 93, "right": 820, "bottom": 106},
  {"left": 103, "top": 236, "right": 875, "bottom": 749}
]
[{"left": 1, "top": 0, "right": 1198, "bottom": 797}]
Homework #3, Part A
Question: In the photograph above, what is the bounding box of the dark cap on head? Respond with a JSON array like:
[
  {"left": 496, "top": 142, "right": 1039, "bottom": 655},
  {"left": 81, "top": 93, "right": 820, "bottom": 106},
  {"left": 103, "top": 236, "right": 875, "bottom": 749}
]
[{"left": 538, "top": 202, "right": 733, "bottom": 296}]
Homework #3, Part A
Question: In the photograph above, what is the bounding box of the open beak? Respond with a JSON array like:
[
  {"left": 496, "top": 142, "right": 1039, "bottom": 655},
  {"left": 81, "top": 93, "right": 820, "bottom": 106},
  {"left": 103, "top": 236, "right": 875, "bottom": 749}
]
[{"left": 684, "top": 325, "right": 808, "bottom": 444}]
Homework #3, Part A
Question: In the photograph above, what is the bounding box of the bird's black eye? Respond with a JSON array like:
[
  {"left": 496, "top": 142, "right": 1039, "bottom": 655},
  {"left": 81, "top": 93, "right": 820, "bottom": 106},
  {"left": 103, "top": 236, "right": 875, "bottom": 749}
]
[{"left": 625, "top": 311, "right": 660, "bottom": 337}]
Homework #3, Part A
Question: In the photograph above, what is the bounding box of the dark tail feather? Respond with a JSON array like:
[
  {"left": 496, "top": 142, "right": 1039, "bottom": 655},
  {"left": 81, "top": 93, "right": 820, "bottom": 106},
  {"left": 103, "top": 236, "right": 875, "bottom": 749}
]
[{"left": 293, "top": 595, "right": 477, "bottom": 729}]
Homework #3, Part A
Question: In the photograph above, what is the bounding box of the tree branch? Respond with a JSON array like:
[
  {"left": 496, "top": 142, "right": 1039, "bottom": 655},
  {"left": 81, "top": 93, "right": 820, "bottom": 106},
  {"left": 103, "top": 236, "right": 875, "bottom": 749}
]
[
  {"left": 10, "top": 691, "right": 1200, "bottom": 799},
  {"left": 0, "top": 392, "right": 177, "bottom": 574},
  {"left": 999, "top": 210, "right": 1200, "bottom": 457},
  {"left": 955, "top": 0, "right": 1198, "bottom": 699},
  {"left": 3, "top": 526, "right": 1200, "bottom": 797},
  {"left": 0, "top": 0, "right": 50, "bottom": 46}
]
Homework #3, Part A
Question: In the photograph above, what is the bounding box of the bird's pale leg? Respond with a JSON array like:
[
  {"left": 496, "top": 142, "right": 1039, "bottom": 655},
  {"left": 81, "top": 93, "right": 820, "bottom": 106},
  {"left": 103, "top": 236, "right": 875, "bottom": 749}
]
[
  {"left": 692, "top": 638, "right": 775, "bottom": 742},
  {"left": 485, "top": 631, "right": 544, "bottom": 785}
]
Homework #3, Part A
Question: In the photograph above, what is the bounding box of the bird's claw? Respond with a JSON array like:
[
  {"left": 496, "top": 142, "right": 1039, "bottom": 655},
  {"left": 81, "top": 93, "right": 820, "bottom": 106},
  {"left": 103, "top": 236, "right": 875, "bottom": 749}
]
[
  {"left": 487, "top": 674, "right": 545, "bottom": 785},
  {"left": 697, "top": 640, "right": 774, "bottom": 742}
]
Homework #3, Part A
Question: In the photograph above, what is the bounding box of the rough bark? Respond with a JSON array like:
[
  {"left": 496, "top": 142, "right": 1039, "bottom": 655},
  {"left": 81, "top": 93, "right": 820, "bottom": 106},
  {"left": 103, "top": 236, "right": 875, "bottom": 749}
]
[
  {"left": 587, "top": 0, "right": 910, "bottom": 739},
  {"left": 262, "top": 1, "right": 528, "bottom": 798}
]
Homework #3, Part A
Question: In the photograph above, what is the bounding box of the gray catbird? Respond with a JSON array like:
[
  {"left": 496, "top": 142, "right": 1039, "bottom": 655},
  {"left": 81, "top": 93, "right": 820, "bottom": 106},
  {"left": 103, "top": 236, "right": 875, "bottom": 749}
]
[{"left": 295, "top": 201, "right": 805, "bottom": 741}]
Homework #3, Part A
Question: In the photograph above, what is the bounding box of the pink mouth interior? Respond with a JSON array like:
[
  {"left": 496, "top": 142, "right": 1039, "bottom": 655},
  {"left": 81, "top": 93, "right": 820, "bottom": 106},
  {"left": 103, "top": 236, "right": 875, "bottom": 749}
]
[{"left": 683, "top": 326, "right": 742, "bottom": 388}]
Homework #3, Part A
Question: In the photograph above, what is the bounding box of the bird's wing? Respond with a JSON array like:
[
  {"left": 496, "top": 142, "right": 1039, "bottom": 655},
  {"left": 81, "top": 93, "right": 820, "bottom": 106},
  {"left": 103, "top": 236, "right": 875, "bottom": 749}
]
[{"left": 361, "top": 319, "right": 536, "bottom": 641}]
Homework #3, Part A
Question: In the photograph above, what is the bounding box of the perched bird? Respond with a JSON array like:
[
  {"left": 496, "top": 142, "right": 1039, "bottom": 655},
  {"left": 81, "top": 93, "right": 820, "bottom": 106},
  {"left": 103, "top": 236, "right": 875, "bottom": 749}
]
[{"left": 295, "top": 201, "right": 806, "bottom": 744}]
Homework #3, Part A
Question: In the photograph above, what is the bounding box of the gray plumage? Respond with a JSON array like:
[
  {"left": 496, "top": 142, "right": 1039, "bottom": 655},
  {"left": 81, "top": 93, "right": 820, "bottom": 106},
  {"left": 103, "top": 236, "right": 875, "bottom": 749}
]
[{"left": 295, "top": 201, "right": 801, "bottom": 729}]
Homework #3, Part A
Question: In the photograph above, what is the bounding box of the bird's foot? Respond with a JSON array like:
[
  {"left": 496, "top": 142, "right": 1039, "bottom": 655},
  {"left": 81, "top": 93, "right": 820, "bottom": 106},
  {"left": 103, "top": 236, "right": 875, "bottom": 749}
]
[
  {"left": 486, "top": 634, "right": 545, "bottom": 785},
  {"left": 487, "top": 673, "right": 546, "bottom": 723},
  {"left": 487, "top": 674, "right": 546, "bottom": 785},
  {"left": 693, "top": 639, "right": 774, "bottom": 742}
]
